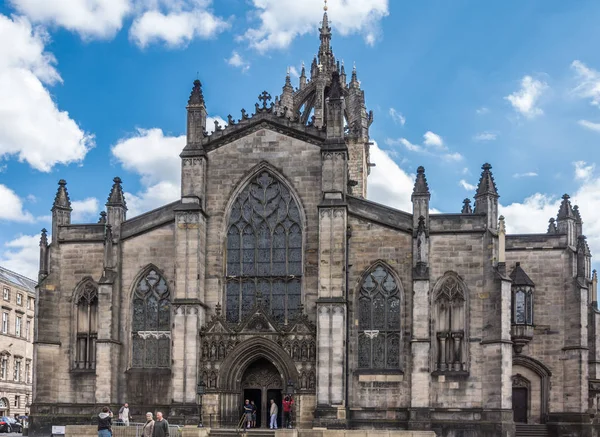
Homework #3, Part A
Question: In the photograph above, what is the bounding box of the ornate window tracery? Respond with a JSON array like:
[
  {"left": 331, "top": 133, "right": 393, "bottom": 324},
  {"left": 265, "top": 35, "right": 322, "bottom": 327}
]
[
  {"left": 432, "top": 274, "right": 468, "bottom": 373},
  {"left": 357, "top": 265, "right": 402, "bottom": 369},
  {"left": 74, "top": 282, "right": 98, "bottom": 370},
  {"left": 131, "top": 269, "right": 171, "bottom": 368},
  {"left": 226, "top": 170, "right": 302, "bottom": 324}
]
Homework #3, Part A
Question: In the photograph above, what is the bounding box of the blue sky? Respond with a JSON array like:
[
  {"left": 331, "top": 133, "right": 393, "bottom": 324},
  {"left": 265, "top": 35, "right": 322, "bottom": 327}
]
[{"left": 0, "top": 0, "right": 599, "bottom": 279}]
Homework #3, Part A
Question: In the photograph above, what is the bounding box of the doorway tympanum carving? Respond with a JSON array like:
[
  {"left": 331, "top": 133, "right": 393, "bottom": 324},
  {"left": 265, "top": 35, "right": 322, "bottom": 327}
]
[{"left": 242, "top": 358, "right": 283, "bottom": 428}]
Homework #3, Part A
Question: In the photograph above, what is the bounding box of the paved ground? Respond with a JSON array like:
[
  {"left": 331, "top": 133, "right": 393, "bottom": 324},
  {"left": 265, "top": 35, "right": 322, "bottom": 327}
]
[{"left": 3, "top": 433, "right": 23, "bottom": 436}]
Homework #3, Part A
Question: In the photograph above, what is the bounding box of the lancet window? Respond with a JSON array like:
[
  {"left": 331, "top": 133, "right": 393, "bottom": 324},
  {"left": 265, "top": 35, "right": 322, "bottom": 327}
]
[
  {"left": 225, "top": 170, "right": 302, "bottom": 325},
  {"left": 513, "top": 287, "right": 534, "bottom": 325},
  {"left": 131, "top": 269, "right": 171, "bottom": 368},
  {"left": 432, "top": 273, "right": 468, "bottom": 373},
  {"left": 74, "top": 282, "right": 98, "bottom": 370},
  {"left": 357, "top": 265, "right": 402, "bottom": 370}
]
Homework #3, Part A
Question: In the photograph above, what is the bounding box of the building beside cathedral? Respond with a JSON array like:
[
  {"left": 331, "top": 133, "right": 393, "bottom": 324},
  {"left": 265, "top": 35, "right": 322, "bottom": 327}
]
[{"left": 31, "top": 9, "right": 600, "bottom": 437}]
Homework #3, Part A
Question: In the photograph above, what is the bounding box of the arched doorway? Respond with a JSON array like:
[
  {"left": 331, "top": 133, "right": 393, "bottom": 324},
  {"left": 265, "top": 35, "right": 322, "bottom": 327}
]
[
  {"left": 241, "top": 358, "right": 283, "bottom": 428},
  {"left": 512, "top": 355, "right": 552, "bottom": 424},
  {"left": 0, "top": 397, "right": 9, "bottom": 416},
  {"left": 512, "top": 374, "right": 530, "bottom": 423}
]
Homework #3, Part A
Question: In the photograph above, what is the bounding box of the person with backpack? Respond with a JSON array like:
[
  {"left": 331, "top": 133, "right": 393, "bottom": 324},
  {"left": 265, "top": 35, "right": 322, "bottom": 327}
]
[{"left": 97, "top": 406, "right": 113, "bottom": 437}]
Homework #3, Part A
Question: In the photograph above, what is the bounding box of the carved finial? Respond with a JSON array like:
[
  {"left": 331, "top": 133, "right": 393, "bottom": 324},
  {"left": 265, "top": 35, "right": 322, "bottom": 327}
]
[
  {"left": 215, "top": 302, "right": 221, "bottom": 316},
  {"left": 98, "top": 211, "right": 107, "bottom": 224},
  {"left": 461, "top": 198, "right": 473, "bottom": 214},
  {"left": 188, "top": 79, "right": 205, "bottom": 106},
  {"left": 547, "top": 217, "right": 557, "bottom": 234},
  {"left": 240, "top": 108, "right": 248, "bottom": 121},
  {"left": 214, "top": 119, "right": 221, "bottom": 131},
  {"left": 573, "top": 205, "right": 582, "bottom": 223},
  {"left": 498, "top": 215, "right": 506, "bottom": 234},
  {"left": 475, "top": 163, "right": 499, "bottom": 197},
  {"left": 324, "top": 0, "right": 328, "bottom": 11},
  {"left": 106, "top": 177, "right": 127, "bottom": 209},
  {"left": 258, "top": 91, "right": 272, "bottom": 109},
  {"left": 227, "top": 114, "right": 234, "bottom": 125},
  {"left": 417, "top": 215, "right": 426, "bottom": 234},
  {"left": 557, "top": 194, "right": 575, "bottom": 220},
  {"left": 52, "top": 179, "right": 72, "bottom": 210},
  {"left": 412, "top": 166, "right": 430, "bottom": 196},
  {"left": 39, "top": 228, "right": 48, "bottom": 247}
]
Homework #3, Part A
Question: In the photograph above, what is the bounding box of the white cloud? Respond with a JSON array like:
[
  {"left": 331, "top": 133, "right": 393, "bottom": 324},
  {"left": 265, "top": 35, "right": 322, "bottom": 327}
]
[
  {"left": 423, "top": 131, "right": 444, "bottom": 149},
  {"left": 8, "top": 0, "right": 131, "bottom": 40},
  {"left": 385, "top": 137, "right": 421, "bottom": 152},
  {"left": 125, "top": 180, "right": 180, "bottom": 217},
  {"left": 0, "top": 184, "right": 35, "bottom": 222},
  {"left": 574, "top": 160, "right": 595, "bottom": 181},
  {"left": 367, "top": 142, "right": 414, "bottom": 211},
  {"left": 289, "top": 66, "right": 300, "bottom": 78},
  {"left": 226, "top": 51, "right": 250, "bottom": 72},
  {"left": 505, "top": 75, "right": 548, "bottom": 119},
  {"left": 459, "top": 180, "right": 476, "bottom": 191},
  {"left": 513, "top": 172, "right": 538, "bottom": 178},
  {"left": 476, "top": 107, "right": 489, "bottom": 115},
  {"left": 71, "top": 197, "right": 99, "bottom": 222},
  {"left": 0, "top": 15, "right": 94, "bottom": 172},
  {"left": 578, "top": 119, "right": 600, "bottom": 132},
  {"left": 473, "top": 131, "right": 497, "bottom": 141},
  {"left": 442, "top": 152, "right": 463, "bottom": 162},
  {"left": 571, "top": 60, "right": 600, "bottom": 107},
  {"left": 0, "top": 234, "right": 41, "bottom": 280},
  {"left": 389, "top": 108, "right": 406, "bottom": 126},
  {"left": 130, "top": 6, "right": 228, "bottom": 48},
  {"left": 242, "top": 0, "right": 389, "bottom": 52}
]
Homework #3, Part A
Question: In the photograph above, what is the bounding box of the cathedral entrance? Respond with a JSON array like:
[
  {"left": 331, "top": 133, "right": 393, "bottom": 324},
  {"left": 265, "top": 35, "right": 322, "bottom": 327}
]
[{"left": 241, "top": 358, "right": 283, "bottom": 428}]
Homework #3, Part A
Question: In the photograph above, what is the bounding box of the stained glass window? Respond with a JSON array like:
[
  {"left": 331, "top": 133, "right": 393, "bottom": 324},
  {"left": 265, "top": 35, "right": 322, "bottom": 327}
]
[
  {"left": 512, "top": 287, "right": 533, "bottom": 325},
  {"left": 357, "top": 265, "right": 402, "bottom": 369},
  {"left": 433, "top": 274, "right": 467, "bottom": 373},
  {"left": 131, "top": 269, "right": 171, "bottom": 368},
  {"left": 226, "top": 171, "right": 303, "bottom": 324},
  {"left": 74, "top": 282, "right": 98, "bottom": 370}
]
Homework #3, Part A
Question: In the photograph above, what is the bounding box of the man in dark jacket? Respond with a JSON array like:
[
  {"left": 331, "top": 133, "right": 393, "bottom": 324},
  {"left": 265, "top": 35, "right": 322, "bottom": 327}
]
[
  {"left": 153, "top": 411, "right": 170, "bottom": 437},
  {"left": 97, "top": 406, "right": 113, "bottom": 437}
]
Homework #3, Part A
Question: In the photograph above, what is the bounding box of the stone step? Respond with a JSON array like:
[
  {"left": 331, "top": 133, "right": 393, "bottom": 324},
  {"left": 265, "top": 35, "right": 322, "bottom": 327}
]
[
  {"left": 209, "top": 428, "right": 276, "bottom": 437},
  {"left": 515, "top": 424, "right": 549, "bottom": 437}
]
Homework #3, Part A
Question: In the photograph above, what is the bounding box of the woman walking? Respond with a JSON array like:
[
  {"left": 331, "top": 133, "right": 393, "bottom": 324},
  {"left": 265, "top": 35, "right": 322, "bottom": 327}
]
[
  {"left": 142, "top": 412, "right": 155, "bottom": 437},
  {"left": 97, "top": 406, "right": 113, "bottom": 437}
]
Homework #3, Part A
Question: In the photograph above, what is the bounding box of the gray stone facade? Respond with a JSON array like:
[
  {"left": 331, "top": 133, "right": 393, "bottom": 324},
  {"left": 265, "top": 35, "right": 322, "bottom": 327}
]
[{"left": 31, "top": 11, "right": 600, "bottom": 437}]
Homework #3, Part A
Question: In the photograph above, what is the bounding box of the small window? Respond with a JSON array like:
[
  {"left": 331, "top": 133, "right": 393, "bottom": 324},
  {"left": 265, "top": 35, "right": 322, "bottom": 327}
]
[
  {"left": 25, "top": 362, "right": 30, "bottom": 384},
  {"left": 16, "top": 294, "right": 22, "bottom": 306},
  {"left": 0, "top": 358, "right": 7, "bottom": 380},
  {"left": 26, "top": 321, "right": 31, "bottom": 341},
  {"left": 2, "top": 288, "right": 9, "bottom": 301},
  {"left": 15, "top": 317, "right": 21, "bottom": 337},
  {"left": 14, "top": 395, "right": 19, "bottom": 408},
  {"left": 2, "top": 313, "right": 8, "bottom": 334},
  {"left": 27, "top": 298, "right": 31, "bottom": 310},
  {"left": 13, "top": 359, "right": 20, "bottom": 382}
]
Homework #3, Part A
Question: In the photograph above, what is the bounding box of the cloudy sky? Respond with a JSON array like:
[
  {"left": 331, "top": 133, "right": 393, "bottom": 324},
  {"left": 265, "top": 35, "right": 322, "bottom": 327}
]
[{"left": 0, "top": 0, "right": 599, "bottom": 280}]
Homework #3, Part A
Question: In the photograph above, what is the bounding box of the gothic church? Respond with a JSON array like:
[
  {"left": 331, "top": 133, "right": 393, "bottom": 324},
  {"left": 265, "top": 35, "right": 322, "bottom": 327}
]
[{"left": 32, "top": 8, "right": 600, "bottom": 437}]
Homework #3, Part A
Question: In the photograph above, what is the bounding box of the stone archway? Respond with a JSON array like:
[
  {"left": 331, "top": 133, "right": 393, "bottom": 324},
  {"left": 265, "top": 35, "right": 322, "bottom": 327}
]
[
  {"left": 218, "top": 337, "right": 299, "bottom": 427},
  {"left": 513, "top": 355, "right": 552, "bottom": 424},
  {"left": 241, "top": 358, "right": 283, "bottom": 428}
]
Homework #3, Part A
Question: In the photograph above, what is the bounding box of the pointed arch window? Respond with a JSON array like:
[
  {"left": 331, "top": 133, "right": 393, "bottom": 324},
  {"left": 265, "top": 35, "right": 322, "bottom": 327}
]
[
  {"left": 226, "top": 170, "right": 302, "bottom": 325},
  {"left": 74, "top": 282, "right": 98, "bottom": 370},
  {"left": 357, "top": 265, "right": 402, "bottom": 370},
  {"left": 131, "top": 269, "right": 171, "bottom": 368},
  {"left": 432, "top": 274, "right": 468, "bottom": 373}
]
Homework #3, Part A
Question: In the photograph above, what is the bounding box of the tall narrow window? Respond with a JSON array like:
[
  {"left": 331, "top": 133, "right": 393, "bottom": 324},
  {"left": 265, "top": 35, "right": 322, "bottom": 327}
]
[
  {"left": 26, "top": 321, "right": 30, "bottom": 341},
  {"left": 357, "top": 265, "right": 402, "bottom": 370},
  {"left": 131, "top": 269, "right": 171, "bottom": 368},
  {"left": 15, "top": 317, "right": 21, "bottom": 337},
  {"left": 1, "top": 313, "right": 7, "bottom": 334},
  {"left": 25, "top": 361, "right": 30, "bottom": 384},
  {"left": 74, "top": 282, "right": 98, "bottom": 370},
  {"left": 432, "top": 273, "right": 468, "bottom": 373},
  {"left": 0, "top": 356, "right": 7, "bottom": 380},
  {"left": 13, "top": 358, "right": 20, "bottom": 381},
  {"left": 226, "top": 170, "right": 302, "bottom": 325}
]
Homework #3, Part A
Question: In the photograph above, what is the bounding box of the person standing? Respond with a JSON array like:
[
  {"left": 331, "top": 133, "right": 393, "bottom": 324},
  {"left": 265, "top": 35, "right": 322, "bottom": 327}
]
[
  {"left": 153, "top": 411, "right": 170, "bottom": 437},
  {"left": 269, "top": 399, "right": 278, "bottom": 430},
  {"left": 243, "top": 399, "right": 253, "bottom": 429},
  {"left": 142, "top": 412, "right": 155, "bottom": 437},
  {"left": 283, "top": 395, "right": 294, "bottom": 428},
  {"left": 97, "top": 406, "right": 113, "bottom": 437},
  {"left": 250, "top": 400, "right": 257, "bottom": 428},
  {"left": 119, "top": 403, "right": 132, "bottom": 426}
]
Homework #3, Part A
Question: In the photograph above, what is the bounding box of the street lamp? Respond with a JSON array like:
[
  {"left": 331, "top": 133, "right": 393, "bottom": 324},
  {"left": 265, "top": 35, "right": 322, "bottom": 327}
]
[
  {"left": 197, "top": 380, "right": 206, "bottom": 427},
  {"left": 285, "top": 380, "right": 295, "bottom": 429}
]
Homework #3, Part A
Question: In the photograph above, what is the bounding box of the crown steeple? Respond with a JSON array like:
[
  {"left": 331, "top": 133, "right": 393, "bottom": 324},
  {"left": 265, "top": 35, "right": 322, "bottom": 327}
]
[{"left": 318, "top": 0, "right": 333, "bottom": 72}]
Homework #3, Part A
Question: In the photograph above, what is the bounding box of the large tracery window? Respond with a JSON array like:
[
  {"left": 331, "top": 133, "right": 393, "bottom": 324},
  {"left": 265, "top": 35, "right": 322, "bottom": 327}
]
[
  {"left": 226, "top": 170, "right": 302, "bottom": 325},
  {"left": 131, "top": 269, "right": 171, "bottom": 368},
  {"left": 432, "top": 274, "right": 468, "bottom": 373},
  {"left": 357, "top": 265, "right": 402, "bottom": 370},
  {"left": 74, "top": 282, "right": 98, "bottom": 370}
]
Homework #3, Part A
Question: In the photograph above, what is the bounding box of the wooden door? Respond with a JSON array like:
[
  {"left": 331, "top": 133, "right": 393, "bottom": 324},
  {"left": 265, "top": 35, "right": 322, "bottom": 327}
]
[{"left": 512, "top": 387, "right": 528, "bottom": 423}]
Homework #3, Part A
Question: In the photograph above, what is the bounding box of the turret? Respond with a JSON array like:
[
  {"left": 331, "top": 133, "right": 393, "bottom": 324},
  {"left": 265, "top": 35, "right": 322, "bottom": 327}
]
[
  {"left": 318, "top": 3, "right": 333, "bottom": 72},
  {"left": 557, "top": 194, "right": 576, "bottom": 246},
  {"left": 461, "top": 198, "right": 473, "bottom": 214},
  {"left": 573, "top": 205, "right": 583, "bottom": 238},
  {"left": 281, "top": 69, "right": 294, "bottom": 118},
  {"left": 592, "top": 270, "right": 598, "bottom": 305},
  {"left": 51, "top": 179, "right": 72, "bottom": 241},
  {"left": 411, "top": 166, "right": 430, "bottom": 229},
  {"left": 299, "top": 62, "right": 307, "bottom": 89},
  {"left": 474, "top": 163, "right": 499, "bottom": 230},
  {"left": 38, "top": 228, "right": 48, "bottom": 281},
  {"left": 340, "top": 61, "right": 347, "bottom": 86},
  {"left": 186, "top": 79, "right": 207, "bottom": 146},
  {"left": 105, "top": 177, "right": 127, "bottom": 236},
  {"left": 576, "top": 235, "right": 591, "bottom": 281},
  {"left": 350, "top": 64, "right": 359, "bottom": 89}
]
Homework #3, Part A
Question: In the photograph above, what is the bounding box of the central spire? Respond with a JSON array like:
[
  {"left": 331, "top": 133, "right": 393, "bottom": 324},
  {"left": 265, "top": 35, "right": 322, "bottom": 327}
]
[{"left": 319, "top": 0, "right": 333, "bottom": 69}]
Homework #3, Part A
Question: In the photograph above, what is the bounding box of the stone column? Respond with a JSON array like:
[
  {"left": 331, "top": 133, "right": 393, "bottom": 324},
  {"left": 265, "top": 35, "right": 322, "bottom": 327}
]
[{"left": 95, "top": 280, "right": 119, "bottom": 404}]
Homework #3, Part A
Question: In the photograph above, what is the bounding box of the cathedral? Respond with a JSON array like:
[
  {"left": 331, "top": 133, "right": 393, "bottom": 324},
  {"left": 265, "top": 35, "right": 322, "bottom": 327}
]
[{"left": 31, "top": 7, "right": 600, "bottom": 437}]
